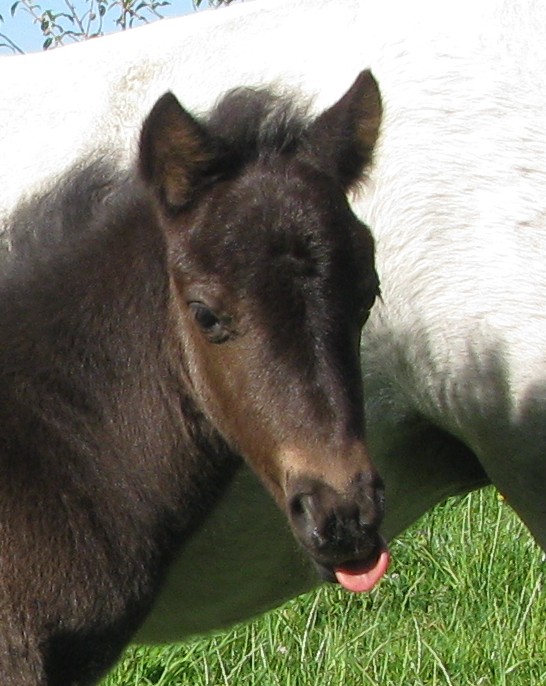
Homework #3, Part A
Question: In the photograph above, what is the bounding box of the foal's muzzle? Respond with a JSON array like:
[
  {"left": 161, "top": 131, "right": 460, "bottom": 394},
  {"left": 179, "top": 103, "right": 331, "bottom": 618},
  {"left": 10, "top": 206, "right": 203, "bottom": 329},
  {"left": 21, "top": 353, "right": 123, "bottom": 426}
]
[{"left": 287, "top": 472, "right": 389, "bottom": 592}]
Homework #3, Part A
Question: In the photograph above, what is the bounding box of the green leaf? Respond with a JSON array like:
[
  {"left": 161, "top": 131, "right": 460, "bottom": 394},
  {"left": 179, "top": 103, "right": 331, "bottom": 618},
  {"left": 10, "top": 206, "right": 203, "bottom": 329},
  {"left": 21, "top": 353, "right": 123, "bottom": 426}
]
[{"left": 10, "top": 2, "right": 20, "bottom": 18}]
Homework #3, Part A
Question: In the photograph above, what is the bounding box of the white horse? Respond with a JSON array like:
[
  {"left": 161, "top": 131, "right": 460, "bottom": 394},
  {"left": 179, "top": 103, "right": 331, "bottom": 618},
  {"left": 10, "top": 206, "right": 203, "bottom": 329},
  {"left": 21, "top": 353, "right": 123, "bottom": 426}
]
[{"left": 2, "top": 0, "right": 545, "bottom": 643}]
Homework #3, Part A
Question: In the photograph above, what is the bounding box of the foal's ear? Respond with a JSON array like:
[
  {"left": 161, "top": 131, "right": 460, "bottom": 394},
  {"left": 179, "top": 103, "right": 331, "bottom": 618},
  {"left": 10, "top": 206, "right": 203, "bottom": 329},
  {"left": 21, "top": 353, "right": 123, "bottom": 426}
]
[
  {"left": 306, "top": 70, "right": 382, "bottom": 190},
  {"left": 139, "top": 92, "right": 216, "bottom": 210}
]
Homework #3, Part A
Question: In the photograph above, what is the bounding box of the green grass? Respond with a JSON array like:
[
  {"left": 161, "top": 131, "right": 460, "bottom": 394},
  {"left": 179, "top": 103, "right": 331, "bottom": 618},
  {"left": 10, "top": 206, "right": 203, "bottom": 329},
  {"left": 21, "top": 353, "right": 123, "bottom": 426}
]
[{"left": 103, "top": 488, "right": 545, "bottom": 685}]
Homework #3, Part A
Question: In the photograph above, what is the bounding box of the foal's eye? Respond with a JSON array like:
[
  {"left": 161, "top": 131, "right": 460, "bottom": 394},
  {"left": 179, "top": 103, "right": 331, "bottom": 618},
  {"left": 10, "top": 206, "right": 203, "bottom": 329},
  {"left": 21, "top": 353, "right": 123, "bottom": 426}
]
[
  {"left": 189, "top": 302, "right": 231, "bottom": 343},
  {"left": 192, "top": 304, "right": 219, "bottom": 330}
]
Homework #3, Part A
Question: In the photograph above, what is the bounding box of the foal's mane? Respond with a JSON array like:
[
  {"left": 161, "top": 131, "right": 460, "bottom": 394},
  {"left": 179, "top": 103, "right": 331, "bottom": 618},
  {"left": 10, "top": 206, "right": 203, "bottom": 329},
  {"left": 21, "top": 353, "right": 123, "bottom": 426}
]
[
  {"left": 205, "top": 86, "right": 311, "bottom": 165},
  {"left": 2, "top": 86, "right": 313, "bottom": 281},
  {"left": 3, "top": 160, "right": 129, "bottom": 275}
]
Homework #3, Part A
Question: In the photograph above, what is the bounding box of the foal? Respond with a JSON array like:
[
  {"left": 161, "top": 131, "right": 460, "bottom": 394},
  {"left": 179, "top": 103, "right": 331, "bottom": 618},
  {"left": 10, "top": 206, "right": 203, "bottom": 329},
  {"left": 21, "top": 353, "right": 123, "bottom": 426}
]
[{"left": 0, "top": 70, "right": 386, "bottom": 684}]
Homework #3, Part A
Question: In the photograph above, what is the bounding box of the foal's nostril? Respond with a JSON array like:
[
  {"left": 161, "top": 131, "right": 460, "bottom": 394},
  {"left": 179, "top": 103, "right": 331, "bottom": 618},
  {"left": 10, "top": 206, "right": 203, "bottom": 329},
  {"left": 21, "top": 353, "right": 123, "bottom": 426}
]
[
  {"left": 289, "top": 493, "right": 307, "bottom": 518},
  {"left": 289, "top": 492, "right": 321, "bottom": 527}
]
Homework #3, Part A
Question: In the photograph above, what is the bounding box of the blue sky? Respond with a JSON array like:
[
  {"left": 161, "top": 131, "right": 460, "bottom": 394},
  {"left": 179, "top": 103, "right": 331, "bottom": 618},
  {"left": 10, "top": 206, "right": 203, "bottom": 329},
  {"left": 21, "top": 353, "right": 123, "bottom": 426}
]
[{"left": 0, "top": 0, "right": 200, "bottom": 54}]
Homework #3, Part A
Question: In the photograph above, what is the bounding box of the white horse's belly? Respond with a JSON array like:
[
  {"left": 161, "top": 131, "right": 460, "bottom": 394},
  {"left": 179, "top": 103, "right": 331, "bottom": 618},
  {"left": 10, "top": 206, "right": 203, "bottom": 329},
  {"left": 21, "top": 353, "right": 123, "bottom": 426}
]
[{"left": 135, "top": 468, "right": 315, "bottom": 642}]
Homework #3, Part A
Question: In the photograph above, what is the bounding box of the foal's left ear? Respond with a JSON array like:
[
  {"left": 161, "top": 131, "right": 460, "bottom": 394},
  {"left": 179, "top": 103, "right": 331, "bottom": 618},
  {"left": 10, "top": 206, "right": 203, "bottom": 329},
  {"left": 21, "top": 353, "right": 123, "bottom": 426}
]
[
  {"left": 305, "top": 70, "right": 382, "bottom": 190},
  {"left": 139, "top": 92, "right": 216, "bottom": 210}
]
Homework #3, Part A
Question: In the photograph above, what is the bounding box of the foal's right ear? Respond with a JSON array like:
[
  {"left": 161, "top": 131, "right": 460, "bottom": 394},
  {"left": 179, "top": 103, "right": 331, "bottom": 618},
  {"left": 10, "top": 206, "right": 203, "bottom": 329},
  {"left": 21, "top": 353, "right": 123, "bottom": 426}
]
[{"left": 139, "top": 92, "right": 216, "bottom": 210}]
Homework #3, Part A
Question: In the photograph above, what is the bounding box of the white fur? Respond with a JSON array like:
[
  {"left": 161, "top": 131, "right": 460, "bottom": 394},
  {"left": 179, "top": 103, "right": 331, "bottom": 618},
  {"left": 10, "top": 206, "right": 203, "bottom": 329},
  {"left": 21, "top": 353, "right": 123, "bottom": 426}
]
[{"left": 2, "top": 0, "right": 546, "bottom": 642}]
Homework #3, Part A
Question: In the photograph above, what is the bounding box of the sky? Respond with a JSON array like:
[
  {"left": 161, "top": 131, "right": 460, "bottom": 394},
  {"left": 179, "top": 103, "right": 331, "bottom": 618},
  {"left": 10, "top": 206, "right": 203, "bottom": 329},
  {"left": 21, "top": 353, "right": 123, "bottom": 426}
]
[{"left": 0, "top": 0, "right": 201, "bottom": 54}]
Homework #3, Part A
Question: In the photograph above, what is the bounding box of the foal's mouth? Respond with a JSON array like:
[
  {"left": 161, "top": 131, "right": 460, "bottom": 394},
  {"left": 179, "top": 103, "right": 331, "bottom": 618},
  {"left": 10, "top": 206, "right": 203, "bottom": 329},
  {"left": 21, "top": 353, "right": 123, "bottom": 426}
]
[{"left": 315, "top": 537, "right": 390, "bottom": 593}]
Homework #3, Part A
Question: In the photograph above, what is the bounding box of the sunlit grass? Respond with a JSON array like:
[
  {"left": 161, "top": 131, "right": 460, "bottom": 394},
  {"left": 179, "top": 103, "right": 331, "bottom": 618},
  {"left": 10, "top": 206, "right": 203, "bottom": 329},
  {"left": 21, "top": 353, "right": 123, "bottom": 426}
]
[{"left": 104, "top": 488, "right": 545, "bottom": 685}]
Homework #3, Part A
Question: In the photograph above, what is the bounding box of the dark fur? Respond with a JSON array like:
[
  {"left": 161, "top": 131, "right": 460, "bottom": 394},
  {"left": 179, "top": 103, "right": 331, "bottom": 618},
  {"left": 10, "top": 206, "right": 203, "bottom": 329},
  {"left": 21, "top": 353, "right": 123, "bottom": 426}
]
[
  {"left": 1, "top": 164, "right": 240, "bottom": 684},
  {"left": 0, "top": 72, "right": 382, "bottom": 684}
]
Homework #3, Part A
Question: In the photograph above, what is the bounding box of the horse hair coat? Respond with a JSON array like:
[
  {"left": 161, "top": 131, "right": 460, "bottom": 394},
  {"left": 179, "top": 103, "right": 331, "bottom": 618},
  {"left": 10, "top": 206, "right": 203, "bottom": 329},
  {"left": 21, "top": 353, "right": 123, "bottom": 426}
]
[{"left": 1, "top": 0, "right": 545, "bottom": 643}]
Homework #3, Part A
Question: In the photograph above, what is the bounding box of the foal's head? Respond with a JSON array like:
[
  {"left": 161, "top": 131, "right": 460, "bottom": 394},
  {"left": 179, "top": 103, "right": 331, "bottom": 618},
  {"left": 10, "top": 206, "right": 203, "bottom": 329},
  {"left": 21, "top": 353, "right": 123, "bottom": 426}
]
[{"left": 140, "top": 71, "right": 388, "bottom": 591}]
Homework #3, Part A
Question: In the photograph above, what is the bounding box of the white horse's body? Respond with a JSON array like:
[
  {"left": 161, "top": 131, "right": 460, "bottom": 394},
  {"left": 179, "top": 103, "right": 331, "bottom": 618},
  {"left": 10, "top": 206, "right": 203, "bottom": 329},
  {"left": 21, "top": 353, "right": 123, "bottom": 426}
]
[{"left": 2, "top": 0, "right": 546, "bottom": 642}]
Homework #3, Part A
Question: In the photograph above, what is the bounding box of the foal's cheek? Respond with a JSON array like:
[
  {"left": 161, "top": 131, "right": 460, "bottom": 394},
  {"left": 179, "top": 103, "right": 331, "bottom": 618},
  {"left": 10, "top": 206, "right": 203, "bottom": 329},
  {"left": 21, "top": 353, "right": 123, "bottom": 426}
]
[
  {"left": 181, "top": 331, "right": 250, "bottom": 436},
  {"left": 188, "top": 340, "right": 291, "bottom": 488}
]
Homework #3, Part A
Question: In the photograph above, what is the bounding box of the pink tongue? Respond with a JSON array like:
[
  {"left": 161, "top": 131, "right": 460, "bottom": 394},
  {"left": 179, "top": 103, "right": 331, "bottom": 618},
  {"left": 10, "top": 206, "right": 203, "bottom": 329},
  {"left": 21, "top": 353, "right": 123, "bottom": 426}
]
[{"left": 334, "top": 548, "right": 390, "bottom": 593}]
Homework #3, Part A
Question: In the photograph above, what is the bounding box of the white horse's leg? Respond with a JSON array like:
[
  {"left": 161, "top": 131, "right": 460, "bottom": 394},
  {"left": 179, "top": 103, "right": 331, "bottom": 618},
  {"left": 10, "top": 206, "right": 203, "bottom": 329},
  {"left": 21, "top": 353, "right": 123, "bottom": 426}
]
[{"left": 475, "top": 419, "right": 546, "bottom": 552}]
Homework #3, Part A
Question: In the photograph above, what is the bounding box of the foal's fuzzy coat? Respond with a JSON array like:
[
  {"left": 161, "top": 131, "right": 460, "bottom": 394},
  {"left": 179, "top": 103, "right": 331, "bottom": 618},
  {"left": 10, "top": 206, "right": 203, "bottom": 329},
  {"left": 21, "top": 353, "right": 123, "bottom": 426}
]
[{"left": 0, "top": 71, "right": 384, "bottom": 684}]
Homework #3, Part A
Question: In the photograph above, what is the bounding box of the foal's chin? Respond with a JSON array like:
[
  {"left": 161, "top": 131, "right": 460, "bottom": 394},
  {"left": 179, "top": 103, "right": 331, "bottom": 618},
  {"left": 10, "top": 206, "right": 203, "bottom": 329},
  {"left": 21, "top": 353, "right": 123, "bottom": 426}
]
[{"left": 311, "top": 535, "right": 390, "bottom": 593}]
